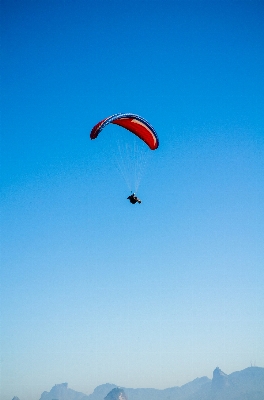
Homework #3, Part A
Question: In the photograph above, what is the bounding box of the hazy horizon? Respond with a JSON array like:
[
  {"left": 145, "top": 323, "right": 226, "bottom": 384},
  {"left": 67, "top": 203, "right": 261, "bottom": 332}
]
[{"left": 1, "top": 1, "right": 264, "bottom": 399}]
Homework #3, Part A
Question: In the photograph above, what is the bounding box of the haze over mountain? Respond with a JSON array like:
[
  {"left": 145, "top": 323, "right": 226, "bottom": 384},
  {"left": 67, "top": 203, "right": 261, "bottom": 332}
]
[{"left": 16, "top": 366, "right": 263, "bottom": 400}]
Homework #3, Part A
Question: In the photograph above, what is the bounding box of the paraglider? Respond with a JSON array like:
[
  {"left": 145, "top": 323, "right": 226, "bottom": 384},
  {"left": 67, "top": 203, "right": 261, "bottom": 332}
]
[
  {"left": 90, "top": 113, "right": 159, "bottom": 150},
  {"left": 90, "top": 113, "right": 159, "bottom": 202}
]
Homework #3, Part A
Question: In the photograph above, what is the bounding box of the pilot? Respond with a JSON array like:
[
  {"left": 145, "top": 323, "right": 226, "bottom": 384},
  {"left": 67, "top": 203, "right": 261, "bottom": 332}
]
[{"left": 127, "top": 193, "right": 141, "bottom": 204}]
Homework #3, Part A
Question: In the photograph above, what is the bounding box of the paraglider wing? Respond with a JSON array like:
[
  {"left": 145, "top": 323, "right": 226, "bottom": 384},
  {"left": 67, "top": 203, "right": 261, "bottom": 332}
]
[{"left": 90, "top": 113, "right": 159, "bottom": 150}]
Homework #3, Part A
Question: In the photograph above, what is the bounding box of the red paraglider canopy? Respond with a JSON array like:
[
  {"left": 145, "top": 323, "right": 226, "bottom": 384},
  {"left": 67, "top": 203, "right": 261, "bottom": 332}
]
[{"left": 90, "top": 113, "right": 159, "bottom": 150}]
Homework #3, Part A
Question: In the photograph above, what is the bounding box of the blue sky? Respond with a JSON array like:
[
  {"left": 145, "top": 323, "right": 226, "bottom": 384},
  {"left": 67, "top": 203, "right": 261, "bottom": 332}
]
[{"left": 1, "top": 1, "right": 264, "bottom": 399}]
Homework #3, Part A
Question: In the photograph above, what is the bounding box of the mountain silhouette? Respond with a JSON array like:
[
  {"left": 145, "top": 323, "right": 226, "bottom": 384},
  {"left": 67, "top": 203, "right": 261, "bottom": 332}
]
[{"left": 36, "top": 366, "right": 264, "bottom": 400}]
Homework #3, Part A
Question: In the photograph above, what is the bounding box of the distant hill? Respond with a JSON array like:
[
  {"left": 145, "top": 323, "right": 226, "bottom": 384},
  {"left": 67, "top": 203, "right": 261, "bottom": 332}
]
[
  {"left": 87, "top": 384, "right": 118, "bottom": 400},
  {"left": 104, "top": 387, "right": 128, "bottom": 400},
  {"left": 209, "top": 366, "right": 264, "bottom": 400},
  {"left": 38, "top": 383, "right": 118, "bottom": 400},
  {"left": 123, "top": 376, "right": 211, "bottom": 400},
  {"left": 39, "top": 383, "right": 89, "bottom": 400},
  {"left": 181, "top": 367, "right": 264, "bottom": 400},
  {"left": 37, "top": 366, "right": 264, "bottom": 400}
]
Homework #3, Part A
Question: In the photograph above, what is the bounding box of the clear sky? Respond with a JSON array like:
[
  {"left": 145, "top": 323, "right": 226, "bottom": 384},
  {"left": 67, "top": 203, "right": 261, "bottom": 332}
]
[{"left": 1, "top": 1, "right": 264, "bottom": 399}]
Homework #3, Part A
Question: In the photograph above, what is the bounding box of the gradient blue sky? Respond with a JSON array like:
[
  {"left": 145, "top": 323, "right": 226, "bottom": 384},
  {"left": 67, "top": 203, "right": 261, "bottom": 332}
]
[{"left": 1, "top": 1, "right": 264, "bottom": 399}]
